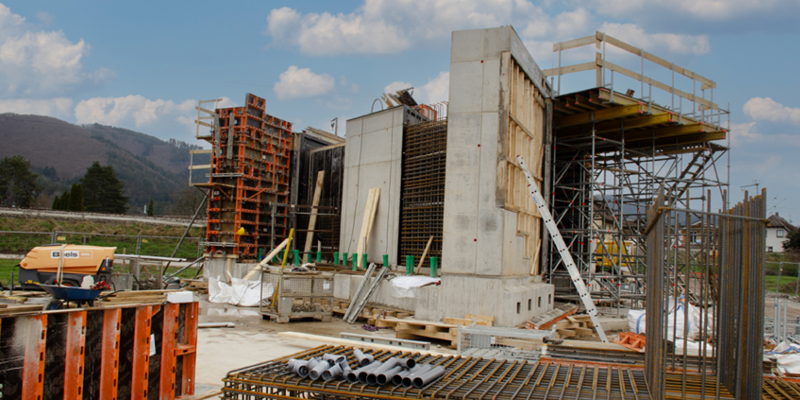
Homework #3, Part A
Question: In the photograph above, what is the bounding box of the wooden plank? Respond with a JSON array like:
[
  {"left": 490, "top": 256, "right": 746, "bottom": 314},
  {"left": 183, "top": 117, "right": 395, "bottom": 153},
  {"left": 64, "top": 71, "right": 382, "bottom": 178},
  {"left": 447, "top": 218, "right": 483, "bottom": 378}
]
[
  {"left": 557, "top": 329, "right": 577, "bottom": 338},
  {"left": 465, "top": 314, "right": 495, "bottom": 323},
  {"left": 356, "top": 188, "right": 380, "bottom": 269},
  {"left": 395, "top": 325, "right": 456, "bottom": 341},
  {"left": 554, "top": 103, "right": 645, "bottom": 128},
  {"left": 543, "top": 61, "right": 597, "bottom": 77},
  {"left": 382, "top": 318, "right": 457, "bottom": 329},
  {"left": 575, "top": 327, "right": 594, "bottom": 336},
  {"left": 303, "top": 171, "right": 325, "bottom": 254},
  {"left": 602, "top": 60, "right": 717, "bottom": 109},
  {"left": 600, "top": 33, "right": 716, "bottom": 89},
  {"left": 414, "top": 236, "right": 434, "bottom": 275},
  {"left": 242, "top": 238, "right": 290, "bottom": 280},
  {"left": 443, "top": 317, "right": 492, "bottom": 327},
  {"left": 551, "top": 35, "right": 597, "bottom": 52}
]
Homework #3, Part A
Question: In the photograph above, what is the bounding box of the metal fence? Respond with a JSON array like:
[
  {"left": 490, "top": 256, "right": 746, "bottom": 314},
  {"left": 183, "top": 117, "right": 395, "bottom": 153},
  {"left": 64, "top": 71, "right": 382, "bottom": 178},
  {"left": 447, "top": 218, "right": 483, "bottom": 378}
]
[
  {"left": 0, "top": 230, "right": 203, "bottom": 259},
  {"left": 457, "top": 325, "right": 552, "bottom": 361},
  {"left": 767, "top": 260, "right": 800, "bottom": 294}
]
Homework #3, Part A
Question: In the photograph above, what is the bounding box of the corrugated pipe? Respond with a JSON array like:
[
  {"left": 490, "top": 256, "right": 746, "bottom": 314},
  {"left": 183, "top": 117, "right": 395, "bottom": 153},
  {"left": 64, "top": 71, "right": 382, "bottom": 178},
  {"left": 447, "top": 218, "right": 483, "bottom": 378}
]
[
  {"left": 393, "top": 365, "right": 424, "bottom": 386},
  {"left": 377, "top": 365, "right": 405, "bottom": 385},
  {"left": 353, "top": 349, "right": 373, "bottom": 366},
  {"left": 413, "top": 366, "right": 445, "bottom": 388},
  {"left": 402, "top": 364, "right": 433, "bottom": 388},
  {"left": 368, "top": 358, "right": 399, "bottom": 385}
]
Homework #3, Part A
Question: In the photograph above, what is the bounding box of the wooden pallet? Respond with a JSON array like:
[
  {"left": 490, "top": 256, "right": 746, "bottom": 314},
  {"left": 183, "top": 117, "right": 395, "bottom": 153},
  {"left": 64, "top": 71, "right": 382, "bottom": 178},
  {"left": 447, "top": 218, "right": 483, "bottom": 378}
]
[
  {"left": 332, "top": 300, "right": 413, "bottom": 322},
  {"left": 99, "top": 289, "right": 176, "bottom": 306},
  {"left": 379, "top": 318, "right": 459, "bottom": 348},
  {"left": 526, "top": 304, "right": 578, "bottom": 330},
  {"left": 181, "top": 279, "right": 209, "bottom": 294},
  {"left": 554, "top": 315, "right": 597, "bottom": 338},
  {"left": 613, "top": 332, "right": 646, "bottom": 352}
]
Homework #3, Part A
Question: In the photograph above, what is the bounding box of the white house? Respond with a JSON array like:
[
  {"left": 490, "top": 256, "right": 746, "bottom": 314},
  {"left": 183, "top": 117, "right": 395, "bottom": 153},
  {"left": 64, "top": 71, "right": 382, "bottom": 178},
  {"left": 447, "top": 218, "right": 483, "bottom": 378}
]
[{"left": 766, "top": 213, "right": 796, "bottom": 253}]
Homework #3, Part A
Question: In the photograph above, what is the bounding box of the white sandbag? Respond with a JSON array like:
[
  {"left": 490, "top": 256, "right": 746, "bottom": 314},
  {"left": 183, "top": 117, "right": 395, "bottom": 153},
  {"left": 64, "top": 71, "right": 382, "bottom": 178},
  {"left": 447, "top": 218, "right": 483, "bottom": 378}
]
[
  {"left": 208, "top": 276, "right": 232, "bottom": 304},
  {"left": 777, "top": 353, "right": 800, "bottom": 374},
  {"left": 230, "top": 278, "right": 273, "bottom": 307},
  {"left": 627, "top": 309, "right": 647, "bottom": 334}
]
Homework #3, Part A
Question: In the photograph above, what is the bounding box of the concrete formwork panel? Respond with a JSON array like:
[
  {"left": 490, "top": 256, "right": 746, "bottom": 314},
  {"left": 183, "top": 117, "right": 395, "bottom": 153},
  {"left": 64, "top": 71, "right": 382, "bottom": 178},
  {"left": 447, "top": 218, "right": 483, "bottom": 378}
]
[{"left": 340, "top": 106, "right": 424, "bottom": 267}]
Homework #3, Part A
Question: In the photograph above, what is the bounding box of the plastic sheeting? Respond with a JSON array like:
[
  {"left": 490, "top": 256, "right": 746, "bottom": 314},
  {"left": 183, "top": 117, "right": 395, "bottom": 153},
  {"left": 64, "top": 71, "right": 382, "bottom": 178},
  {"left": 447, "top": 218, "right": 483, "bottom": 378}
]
[
  {"left": 390, "top": 276, "right": 440, "bottom": 298},
  {"left": 208, "top": 276, "right": 274, "bottom": 307}
]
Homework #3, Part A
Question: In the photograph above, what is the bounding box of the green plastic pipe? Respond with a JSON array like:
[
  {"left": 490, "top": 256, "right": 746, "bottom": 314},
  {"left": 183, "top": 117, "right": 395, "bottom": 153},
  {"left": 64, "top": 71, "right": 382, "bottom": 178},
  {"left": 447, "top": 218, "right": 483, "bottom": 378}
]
[
  {"left": 334, "top": 252, "right": 339, "bottom": 265},
  {"left": 316, "top": 251, "right": 322, "bottom": 263},
  {"left": 352, "top": 254, "right": 358, "bottom": 271},
  {"left": 343, "top": 252, "right": 348, "bottom": 266},
  {"left": 430, "top": 256, "right": 438, "bottom": 277},
  {"left": 362, "top": 254, "right": 368, "bottom": 269},
  {"left": 405, "top": 255, "right": 413, "bottom": 275},
  {"left": 307, "top": 252, "right": 313, "bottom": 263},
  {"left": 293, "top": 249, "right": 300, "bottom": 266},
  {"left": 382, "top": 254, "right": 389, "bottom": 268}
]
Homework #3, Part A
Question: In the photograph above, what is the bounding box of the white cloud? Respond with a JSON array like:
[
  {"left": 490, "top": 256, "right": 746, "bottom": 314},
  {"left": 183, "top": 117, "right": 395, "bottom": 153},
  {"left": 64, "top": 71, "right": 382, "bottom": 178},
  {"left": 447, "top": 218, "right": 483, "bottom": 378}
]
[
  {"left": 599, "top": 23, "right": 710, "bottom": 55},
  {"left": 74, "top": 95, "right": 195, "bottom": 127},
  {"left": 729, "top": 121, "right": 759, "bottom": 147},
  {"left": 743, "top": 97, "right": 800, "bottom": 125},
  {"left": 266, "top": 1, "right": 711, "bottom": 68},
  {"left": 36, "top": 11, "right": 54, "bottom": 25},
  {"left": 384, "top": 81, "right": 412, "bottom": 94},
  {"left": 0, "top": 97, "right": 72, "bottom": 118},
  {"left": 273, "top": 66, "right": 335, "bottom": 100},
  {"left": 0, "top": 4, "right": 112, "bottom": 96}
]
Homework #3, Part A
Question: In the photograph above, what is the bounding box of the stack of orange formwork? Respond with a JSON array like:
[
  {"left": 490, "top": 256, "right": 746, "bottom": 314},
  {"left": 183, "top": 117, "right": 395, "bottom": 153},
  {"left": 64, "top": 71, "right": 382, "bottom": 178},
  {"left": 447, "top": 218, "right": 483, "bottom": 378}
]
[{"left": 204, "top": 93, "right": 293, "bottom": 261}]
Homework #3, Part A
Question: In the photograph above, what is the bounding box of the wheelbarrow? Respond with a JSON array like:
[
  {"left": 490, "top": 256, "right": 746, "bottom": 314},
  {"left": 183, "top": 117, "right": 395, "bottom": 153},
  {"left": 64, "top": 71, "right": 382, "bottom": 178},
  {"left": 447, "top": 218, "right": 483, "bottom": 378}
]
[{"left": 38, "top": 284, "right": 119, "bottom": 310}]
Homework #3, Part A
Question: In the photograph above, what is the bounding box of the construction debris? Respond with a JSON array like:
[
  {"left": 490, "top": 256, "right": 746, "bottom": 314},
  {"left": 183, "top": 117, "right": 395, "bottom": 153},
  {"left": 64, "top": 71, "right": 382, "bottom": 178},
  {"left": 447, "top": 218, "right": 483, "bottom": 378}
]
[{"left": 525, "top": 303, "right": 578, "bottom": 330}]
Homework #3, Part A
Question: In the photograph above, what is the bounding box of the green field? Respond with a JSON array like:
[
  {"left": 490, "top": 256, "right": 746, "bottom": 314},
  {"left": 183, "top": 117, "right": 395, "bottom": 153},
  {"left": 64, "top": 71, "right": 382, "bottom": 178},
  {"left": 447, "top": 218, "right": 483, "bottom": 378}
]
[{"left": 0, "top": 259, "right": 18, "bottom": 287}]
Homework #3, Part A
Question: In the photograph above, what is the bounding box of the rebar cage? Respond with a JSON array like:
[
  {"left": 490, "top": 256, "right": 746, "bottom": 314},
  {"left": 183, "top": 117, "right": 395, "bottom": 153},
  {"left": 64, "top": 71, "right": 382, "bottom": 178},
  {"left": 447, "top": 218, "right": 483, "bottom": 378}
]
[{"left": 259, "top": 267, "right": 334, "bottom": 323}]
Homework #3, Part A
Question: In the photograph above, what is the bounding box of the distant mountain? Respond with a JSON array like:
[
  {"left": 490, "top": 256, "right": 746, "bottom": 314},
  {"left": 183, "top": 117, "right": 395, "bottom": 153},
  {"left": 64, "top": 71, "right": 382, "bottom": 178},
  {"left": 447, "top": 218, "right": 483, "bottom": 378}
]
[{"left": 0, "top": 113, "right": 207, "bottom": 212}]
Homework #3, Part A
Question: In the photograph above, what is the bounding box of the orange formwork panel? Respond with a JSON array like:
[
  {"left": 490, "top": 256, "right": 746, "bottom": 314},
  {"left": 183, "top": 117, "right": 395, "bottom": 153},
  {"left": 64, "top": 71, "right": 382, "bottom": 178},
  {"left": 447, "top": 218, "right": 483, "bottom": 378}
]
[{"left": 0, "top": 302, "right": 199, "bottom": 400}]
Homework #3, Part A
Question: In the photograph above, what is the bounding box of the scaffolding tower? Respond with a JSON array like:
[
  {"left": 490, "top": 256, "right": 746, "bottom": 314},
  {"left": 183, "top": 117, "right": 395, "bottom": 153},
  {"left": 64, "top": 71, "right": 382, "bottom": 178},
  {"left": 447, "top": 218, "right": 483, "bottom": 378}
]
[{"left": 543, "top": 33, "right": 731, "bottom": 311}]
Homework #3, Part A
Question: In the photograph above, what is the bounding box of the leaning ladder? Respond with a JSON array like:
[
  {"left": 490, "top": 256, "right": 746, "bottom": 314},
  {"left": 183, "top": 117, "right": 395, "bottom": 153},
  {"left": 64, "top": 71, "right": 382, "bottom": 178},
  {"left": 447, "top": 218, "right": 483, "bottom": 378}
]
[{"left": 517, "top": 155, "right": 608, "bottom": 343}]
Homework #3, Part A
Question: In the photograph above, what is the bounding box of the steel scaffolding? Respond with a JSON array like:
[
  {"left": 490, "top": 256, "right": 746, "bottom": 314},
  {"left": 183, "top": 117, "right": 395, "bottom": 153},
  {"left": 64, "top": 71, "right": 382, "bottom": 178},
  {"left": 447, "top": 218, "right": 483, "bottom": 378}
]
[{"left": 544, "top": 32, "right": 731, "bottom": 311}]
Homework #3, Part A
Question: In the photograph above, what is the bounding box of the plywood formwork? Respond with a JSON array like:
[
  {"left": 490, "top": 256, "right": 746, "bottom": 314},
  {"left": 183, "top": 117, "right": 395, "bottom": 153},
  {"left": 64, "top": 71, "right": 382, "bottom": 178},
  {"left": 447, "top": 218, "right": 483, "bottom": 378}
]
[{"left": 499, "top": 53, "right": 545, "bottom": 273}]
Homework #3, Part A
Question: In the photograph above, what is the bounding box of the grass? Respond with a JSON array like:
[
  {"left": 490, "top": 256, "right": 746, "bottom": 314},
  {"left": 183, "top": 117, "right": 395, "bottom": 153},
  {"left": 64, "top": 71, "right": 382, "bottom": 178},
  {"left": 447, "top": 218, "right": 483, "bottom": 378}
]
[
  {"left": 0, "top": 259, "right": 18, "bottom": 287},
  {"left": 766, "top": 275, "right": 800, "bottom": 294}
]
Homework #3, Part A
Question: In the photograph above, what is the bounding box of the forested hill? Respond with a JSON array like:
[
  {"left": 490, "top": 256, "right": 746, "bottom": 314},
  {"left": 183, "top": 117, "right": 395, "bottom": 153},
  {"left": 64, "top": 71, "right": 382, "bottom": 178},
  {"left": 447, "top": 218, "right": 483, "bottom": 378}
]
[{"left": 0, "top": 113, "right": 206, "bottom": 212}]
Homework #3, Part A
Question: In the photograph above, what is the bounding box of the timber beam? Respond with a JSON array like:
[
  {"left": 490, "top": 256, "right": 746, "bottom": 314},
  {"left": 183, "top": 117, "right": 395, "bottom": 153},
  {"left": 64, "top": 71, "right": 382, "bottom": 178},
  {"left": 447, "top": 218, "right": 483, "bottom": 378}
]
[{"left": 554, "top": 103, "right": 646, "bottom": 128}]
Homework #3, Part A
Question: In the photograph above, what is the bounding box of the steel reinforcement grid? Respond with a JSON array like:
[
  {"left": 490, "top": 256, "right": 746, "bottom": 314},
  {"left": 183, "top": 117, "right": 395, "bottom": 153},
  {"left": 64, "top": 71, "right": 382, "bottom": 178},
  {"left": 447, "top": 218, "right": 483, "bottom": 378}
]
[
  {"left": 223, "top": 345, "right": 654, "bottom": 399},
  {"left": 398, "top": 119, "right": 447, "bottom": 269},
  {"left": 644, "top": 189, "right": 766, "bottom": 399}
]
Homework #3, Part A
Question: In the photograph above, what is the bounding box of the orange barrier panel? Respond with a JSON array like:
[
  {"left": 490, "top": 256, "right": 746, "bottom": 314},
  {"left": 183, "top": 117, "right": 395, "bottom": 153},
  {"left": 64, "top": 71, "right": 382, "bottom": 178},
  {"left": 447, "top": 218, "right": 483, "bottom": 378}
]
[
  {"left": 21, "top": 314, "right": 46, "bottom": 400},
  {"left": 64, "top": 311, "right": 86, "bottom": 400}
]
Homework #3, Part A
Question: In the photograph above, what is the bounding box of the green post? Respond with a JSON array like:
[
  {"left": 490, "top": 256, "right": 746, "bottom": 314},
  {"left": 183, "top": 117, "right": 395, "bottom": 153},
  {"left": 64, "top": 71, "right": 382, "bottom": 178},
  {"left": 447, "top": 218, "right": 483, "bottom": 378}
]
[
  {"left": 352, "top": 254, "right": 358, "bottom": 271},
  {"left": 334, "top": 252, "right": 340, "bottom": 265},
  {"left": 362, "top": 254, "right": 368, "bottom": 269},
  {"left": 316, "top": 251, "right": 322, "bottom": 263},
  {"left": 343, "top": 252, "right": 348, "bottom": 266},
  {"left": 382, "top": 254, "right": 389, "bottom": 268},
  {"left": 405, "top": 255, "right": 413, "bottom": 275},
  {"left": 258, "top": 248, "right": 262, "bottom": 261},
  {"left": 293, "top": 249, "right": 300, "bottom": 266},
  {"left": 430, "top": 256, "right": 438, "bottom": 277},
  {"left": 307, "top": 252, "right": 313, "bottom": 263}
]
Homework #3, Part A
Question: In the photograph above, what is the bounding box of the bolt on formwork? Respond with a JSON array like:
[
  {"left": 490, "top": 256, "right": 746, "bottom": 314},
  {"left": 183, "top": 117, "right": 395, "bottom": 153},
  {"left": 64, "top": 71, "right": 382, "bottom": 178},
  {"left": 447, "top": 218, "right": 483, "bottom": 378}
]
[
  {"left": 543, "top": 32, "right": 730, "bottom": 312},
  {"left": 192, "top": 94, "right": 293, "bottom": 261}
]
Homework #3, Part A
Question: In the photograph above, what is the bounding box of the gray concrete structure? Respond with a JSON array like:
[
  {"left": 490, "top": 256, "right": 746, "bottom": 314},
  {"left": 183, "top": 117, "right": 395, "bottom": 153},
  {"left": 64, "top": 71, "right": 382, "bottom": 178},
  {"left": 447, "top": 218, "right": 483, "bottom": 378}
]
[{"left": 339, "top": 106, "right": 426, "bottom": 266}]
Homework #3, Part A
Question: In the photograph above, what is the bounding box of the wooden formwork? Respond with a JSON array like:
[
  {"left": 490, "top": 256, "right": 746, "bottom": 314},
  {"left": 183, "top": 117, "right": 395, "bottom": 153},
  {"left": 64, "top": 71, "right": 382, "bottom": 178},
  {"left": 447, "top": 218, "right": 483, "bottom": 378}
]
[{"left": 0, "top": 302, "right": 198, "bottom": 399}]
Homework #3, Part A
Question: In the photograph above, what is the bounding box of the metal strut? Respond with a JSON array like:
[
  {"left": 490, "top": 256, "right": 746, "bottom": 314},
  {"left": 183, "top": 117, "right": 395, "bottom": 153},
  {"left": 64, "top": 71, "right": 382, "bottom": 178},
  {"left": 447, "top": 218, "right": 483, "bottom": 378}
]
[{"left": 517, "top": 155, "right": 608, "bottom": 343}]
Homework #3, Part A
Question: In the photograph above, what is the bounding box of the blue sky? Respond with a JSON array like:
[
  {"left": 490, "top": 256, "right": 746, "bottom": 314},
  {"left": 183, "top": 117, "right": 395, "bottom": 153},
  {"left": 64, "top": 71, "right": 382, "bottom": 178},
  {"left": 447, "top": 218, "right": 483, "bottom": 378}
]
[{"left": 1, "top": 1, "right": 799, "bottom": 220}]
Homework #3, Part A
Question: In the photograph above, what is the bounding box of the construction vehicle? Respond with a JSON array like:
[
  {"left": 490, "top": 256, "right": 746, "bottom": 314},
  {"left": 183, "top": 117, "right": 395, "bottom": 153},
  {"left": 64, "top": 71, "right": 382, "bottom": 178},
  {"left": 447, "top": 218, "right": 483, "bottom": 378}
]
[{"left": 17, "top": 244, "right": 115, "bottom": 290}]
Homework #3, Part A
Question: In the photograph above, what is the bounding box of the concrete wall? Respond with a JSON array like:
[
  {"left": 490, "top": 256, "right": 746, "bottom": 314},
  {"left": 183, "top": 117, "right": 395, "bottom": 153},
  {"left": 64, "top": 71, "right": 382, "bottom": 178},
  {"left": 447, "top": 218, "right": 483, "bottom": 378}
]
[
  {"left": 767, "top": 227, "right": 789, "bottom": 253},
  {"left": 442, "top": 26, "right": 550, "bottom": 278},
  {"left": 340, "top": 106, "right": 425, "bottom": 266}
]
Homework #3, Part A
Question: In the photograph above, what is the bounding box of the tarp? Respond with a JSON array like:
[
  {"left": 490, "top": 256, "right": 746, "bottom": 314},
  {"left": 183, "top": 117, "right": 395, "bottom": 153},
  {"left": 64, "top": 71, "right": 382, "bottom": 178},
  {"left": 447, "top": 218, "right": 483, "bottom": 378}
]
[
  {"left": 208, "top": 276, "right": 274, "bottom": 307},
  {"left": 390, "top": 276, "right": 440, "bottom": 298},
  {"left": 626, "top": 297, "right": 715, "bottom": 340}
]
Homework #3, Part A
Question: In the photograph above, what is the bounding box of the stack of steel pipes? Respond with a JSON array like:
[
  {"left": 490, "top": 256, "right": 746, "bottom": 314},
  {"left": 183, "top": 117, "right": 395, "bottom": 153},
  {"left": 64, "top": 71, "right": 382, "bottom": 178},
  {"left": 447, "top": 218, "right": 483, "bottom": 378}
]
[{"left": 286, "top": 349, "right": 445, "bottom": 389}]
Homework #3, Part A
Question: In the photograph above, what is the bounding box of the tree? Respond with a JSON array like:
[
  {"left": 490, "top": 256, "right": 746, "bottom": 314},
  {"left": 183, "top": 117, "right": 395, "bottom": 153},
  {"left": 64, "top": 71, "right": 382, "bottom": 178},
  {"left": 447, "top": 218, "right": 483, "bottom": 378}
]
[
  {"left": 783, "top": 229, "right": 800, "bottom": 252},
  {"left": 68, "top": 183, "right": 85, "bottom": 212},
  {"left": 52, "top": 195, "right": 61, "bottom": 210},
  {"left": 0, "top": 155, "right": 43, "bottom": 208},
  {"left": 147, "top": 198, "right": 155, "bottom": 216},
  {"left": 59, "top": 190, "right": 71, "bottom": 211},
  {"left": 81, "top": 162, "right": 129, "bottom": 214}
]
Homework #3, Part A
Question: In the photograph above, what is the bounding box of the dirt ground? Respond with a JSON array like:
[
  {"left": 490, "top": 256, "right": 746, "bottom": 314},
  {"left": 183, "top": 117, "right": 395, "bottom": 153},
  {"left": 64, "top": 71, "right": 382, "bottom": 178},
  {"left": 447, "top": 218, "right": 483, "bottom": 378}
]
[{"left": 765, "top": 292, "right": 800, "bottom": 319}]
